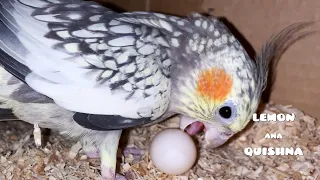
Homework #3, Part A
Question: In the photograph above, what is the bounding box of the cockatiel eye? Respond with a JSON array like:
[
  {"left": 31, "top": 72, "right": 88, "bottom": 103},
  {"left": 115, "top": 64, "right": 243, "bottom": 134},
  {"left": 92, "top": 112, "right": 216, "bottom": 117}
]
[
  {"left": 216, "top": 100, "right": 237, "bottom": 125},
  {"left": 219, "top": 106, "right": 232, "bottom": 118}
]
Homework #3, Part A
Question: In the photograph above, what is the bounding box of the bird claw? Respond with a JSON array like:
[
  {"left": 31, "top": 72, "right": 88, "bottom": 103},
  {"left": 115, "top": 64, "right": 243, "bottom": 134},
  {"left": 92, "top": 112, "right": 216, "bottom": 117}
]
[
  {"left": 99, "top": 173, "right": 126, "bottom": 180},
  {"left": 33, "top": 123, "right": 42, "bottom": 147},
  {"left": 100, "top": 165, "right": 127, "bottom": 180},
  {"left": 116, "top": 173, "right": 127, "bottom": 180},
  {"left": 68, "top": 141, "right": 82, "bottom": 159},
  {"left": 123, "top": 146, "right": 144, "bottom": 157}
]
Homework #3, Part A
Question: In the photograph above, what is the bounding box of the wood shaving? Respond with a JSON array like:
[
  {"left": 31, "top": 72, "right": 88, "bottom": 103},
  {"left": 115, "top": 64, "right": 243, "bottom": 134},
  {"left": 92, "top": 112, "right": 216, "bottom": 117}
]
[{"left": 0, "top": 103, "right": 319, "bottom": 180}]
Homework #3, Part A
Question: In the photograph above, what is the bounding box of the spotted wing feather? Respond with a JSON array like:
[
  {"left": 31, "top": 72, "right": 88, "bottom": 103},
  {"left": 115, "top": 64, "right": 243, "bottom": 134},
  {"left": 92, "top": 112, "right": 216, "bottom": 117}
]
[{"left": 0, "top": 0, "right": 177, "bottom": 129}]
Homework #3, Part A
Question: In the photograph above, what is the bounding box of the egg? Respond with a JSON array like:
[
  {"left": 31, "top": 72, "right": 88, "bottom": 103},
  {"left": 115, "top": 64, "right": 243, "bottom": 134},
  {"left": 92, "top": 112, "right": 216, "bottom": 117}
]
[{"left": 150, "top": 128, "right": 197, "bottom": 175}]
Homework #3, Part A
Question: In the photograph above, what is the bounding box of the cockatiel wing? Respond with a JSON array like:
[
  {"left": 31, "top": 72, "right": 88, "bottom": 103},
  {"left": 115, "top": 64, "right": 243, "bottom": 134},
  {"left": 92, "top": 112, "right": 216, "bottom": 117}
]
[{"left": 0, "top": 0, "right": 176, "bottom": 130}]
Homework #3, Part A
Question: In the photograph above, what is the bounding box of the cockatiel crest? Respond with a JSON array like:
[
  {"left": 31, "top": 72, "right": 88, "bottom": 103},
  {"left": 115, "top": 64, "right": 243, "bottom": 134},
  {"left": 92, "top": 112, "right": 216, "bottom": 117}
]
[{"left": 0, "top": 0, "right": 314, "bottom": 179}]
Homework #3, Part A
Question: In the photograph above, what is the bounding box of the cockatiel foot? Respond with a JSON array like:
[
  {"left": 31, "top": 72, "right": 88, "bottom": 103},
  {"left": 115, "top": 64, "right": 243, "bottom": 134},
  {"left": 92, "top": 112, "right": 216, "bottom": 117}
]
[
  {"left": 115, "top": 174, "right": 127, "bottom": 180},
  {"left": 123, "top": 146, "right": 144, "bottom": 157},
  {"left": 100, "top": 168, "right": 126, "bottom": 180}
]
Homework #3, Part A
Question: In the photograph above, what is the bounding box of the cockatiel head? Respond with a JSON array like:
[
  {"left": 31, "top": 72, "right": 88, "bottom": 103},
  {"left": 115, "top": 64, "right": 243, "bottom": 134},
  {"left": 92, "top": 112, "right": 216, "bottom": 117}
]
[{"left": 166, "top": 15, "right": 313, "bottom": 148}]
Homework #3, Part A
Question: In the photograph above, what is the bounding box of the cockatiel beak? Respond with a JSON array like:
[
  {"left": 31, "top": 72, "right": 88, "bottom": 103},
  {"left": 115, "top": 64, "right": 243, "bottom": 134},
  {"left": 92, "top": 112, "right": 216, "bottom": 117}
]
[{"left": 179, "top": 116, "right": 234, "bottom": 148}]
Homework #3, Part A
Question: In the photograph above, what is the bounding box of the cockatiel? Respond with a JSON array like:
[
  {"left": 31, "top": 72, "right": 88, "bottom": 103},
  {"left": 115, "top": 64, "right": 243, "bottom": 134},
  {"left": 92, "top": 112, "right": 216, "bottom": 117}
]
[{"left": 0, "top": 0, "right": 314, "bottom": 179}]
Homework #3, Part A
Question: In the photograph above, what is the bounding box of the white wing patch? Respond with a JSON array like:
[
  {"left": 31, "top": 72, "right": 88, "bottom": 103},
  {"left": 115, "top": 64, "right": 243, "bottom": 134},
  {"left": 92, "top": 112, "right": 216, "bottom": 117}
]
[
  {"left": 56, "top": 30, "right": 72, "bottom": 39},
  {"left": 89, "top": 15, "right": 102, "bottom": 21},
  {"left": 109, "top": 25, "right": 133, "bottom": 34},
  {"left": 87, "top": 23, "right": 108, "bottom": 31},
  {"left": 138, "top": 44, "right": 155, "bottom": 55},
  {"left": 72, "top": 29, "right": 105, "bottom": 38},
  {"left": 108, "top": 36, "right": 135, "bottom": 46},
  {"left": 64, "top": 43, "right": 79, "bottom": 53},
  {"left": 158, "top": 20, "right": 173, "bottom": 32}
]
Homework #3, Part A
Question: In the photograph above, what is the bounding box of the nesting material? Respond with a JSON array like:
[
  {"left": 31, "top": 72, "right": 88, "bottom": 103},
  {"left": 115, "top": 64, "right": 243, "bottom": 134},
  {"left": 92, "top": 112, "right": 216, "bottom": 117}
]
[{"left": 0, "top": 102, "right": 319, "bottom": 180}]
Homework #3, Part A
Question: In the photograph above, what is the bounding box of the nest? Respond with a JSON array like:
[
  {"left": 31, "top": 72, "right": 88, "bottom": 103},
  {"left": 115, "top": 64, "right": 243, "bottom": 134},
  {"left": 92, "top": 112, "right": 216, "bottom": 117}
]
[{"left": 0, "top": 102, "right": 319, "bottom": 180}]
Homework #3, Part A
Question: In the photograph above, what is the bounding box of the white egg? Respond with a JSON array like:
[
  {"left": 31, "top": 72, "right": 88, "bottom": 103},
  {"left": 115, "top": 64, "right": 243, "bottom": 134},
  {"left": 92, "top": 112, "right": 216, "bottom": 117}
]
[{"left": 150, "top": 128, "right": 197, "bottom": 175}]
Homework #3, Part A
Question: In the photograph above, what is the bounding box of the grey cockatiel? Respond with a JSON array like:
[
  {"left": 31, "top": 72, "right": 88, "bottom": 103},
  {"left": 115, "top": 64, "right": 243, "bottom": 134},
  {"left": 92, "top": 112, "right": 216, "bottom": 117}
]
[{"left": 0, "top": 0, "right": 314, "bottom": 179}]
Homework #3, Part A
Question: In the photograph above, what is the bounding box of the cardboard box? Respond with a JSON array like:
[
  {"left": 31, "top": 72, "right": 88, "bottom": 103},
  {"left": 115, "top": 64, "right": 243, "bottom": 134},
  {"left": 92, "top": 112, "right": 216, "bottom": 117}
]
[{"left": 96, "top": 0, "right": 320, "bottom": 119}]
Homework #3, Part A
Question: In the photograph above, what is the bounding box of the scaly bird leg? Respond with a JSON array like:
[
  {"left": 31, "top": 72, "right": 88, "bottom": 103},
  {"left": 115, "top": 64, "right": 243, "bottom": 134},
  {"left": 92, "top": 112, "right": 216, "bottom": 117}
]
[{"left": 100, "top": 130, "right": 126, "bottom": 180}]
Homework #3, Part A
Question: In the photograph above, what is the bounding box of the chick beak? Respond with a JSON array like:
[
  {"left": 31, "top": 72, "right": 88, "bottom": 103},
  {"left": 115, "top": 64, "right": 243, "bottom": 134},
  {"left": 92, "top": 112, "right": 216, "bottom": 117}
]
[{"left": 179, "top": 116, "right": 234, "bottom": 149}]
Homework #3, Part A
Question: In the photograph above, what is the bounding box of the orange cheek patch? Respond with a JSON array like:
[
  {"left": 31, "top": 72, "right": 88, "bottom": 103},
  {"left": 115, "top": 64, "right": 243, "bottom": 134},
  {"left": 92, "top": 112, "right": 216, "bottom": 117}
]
[{"left": 196, "top": 68, "right": 233, "bottom": 102}]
